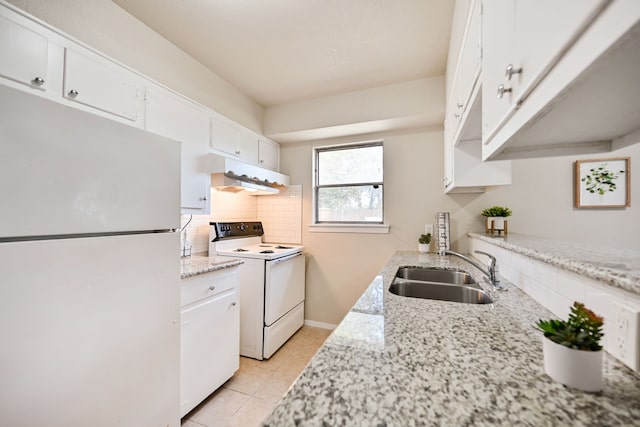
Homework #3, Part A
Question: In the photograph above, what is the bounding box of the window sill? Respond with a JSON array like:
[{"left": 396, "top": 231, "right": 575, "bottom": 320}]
[{"left": 308, "top": 223, "right": 390, "bottom": 234}]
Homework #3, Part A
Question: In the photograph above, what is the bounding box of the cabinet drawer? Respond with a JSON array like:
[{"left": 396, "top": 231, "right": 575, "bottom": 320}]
[{"left": 181, "top": 267, "right": 238, "bottom": 307}]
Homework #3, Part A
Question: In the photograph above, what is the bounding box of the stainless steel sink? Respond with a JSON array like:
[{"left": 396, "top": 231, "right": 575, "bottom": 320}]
[
  {"left": 389, "top": 280, "right": 494, "bottom": 304},
  {"left": 395, "top": 267, "right": 476, "bottom": 285},
  {"left": 389, "top": 267, "right": 494, "bottom": 304}
]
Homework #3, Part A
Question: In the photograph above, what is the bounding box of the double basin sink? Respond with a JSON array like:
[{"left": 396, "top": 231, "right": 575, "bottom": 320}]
[{"left": 389, "top": 267, "right": 493, "bottom": 304}]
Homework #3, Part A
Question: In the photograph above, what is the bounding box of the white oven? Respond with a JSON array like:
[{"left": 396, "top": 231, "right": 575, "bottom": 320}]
[{"left": 209, "top": 222, "right": 305, "bottom": 360}]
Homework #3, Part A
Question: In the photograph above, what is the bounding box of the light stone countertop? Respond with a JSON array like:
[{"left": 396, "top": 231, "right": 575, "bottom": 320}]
[
  {"left": 469, "top": 232, "right": 640, "bottom": 296},
  {"left": 180, "top": 254, "right": 243, "bottom": 279},
  {"left": 262, "top": 251, "right": 640, "bottom": 426}
]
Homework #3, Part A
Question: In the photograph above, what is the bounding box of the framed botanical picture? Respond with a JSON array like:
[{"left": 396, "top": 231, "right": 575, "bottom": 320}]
[{"left": 575, "top": 157, "right": 630, "bottom": 208}]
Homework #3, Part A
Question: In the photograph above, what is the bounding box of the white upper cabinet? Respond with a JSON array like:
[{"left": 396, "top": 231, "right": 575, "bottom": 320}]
[
  {"left": 0, "top": 14, "right": 48, "bottom": 91},
  {"left": 258, "top": 138, "right": 280, "bottom": 171},
  {"left": 482, "top": 0, "right": 640, "bottom": 160},
  {"left": 63, "top": 48, "right": 141, "bottom": 123},
  {"left": 210, "top": 116, "right": 259, "bottom": 165},
  {"left": 483, "top": 0, "right": 605, "bottom": 141},
  {"left": 444, "top": 0, "right": 511, "bottom": 193},
  {"left": 145, "top": 86, "right": 211, "bottom": 214}
]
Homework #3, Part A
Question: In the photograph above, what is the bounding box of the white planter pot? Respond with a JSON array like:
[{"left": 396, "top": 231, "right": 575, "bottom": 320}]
[
  {"left": 486, "top": 216, "right": 506, "bottom": 230},
  {"left": 542, "top": 337, "right": 603, "bottom": 392},
  {"left": 418, "top": 243, "right": 430, "bottom": 253}
]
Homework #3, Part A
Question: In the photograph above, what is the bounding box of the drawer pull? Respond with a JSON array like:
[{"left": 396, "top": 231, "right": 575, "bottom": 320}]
[
  {"left": 505, "top": 64, "right": 522, "bottom": 81},
  {"left": 497, "top": 84, "right": 512, "bottom": 99},
  {"left": 208, "top": 285, "right": 216, "bottom": 291},
  {"left": 231, "top": 302, "right": 237, "bottom": 307}
]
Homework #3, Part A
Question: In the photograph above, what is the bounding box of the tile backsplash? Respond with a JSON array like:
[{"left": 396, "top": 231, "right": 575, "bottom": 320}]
[
  {"left": 179, "top": 185, "right": 303, "bottom": 254},
  {"left": 258, "top": 185, "right": 302, "bottom": 244}
]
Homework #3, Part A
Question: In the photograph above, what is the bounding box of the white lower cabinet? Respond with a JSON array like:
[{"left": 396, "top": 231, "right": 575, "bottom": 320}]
[{"left": 180, "top": 268, "right": 240, "bottom": 418}]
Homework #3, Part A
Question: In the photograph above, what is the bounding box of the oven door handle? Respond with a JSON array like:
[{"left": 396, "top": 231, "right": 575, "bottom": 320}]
[{"left": 270, "top": 252, "right": 304, "bottom": 264}]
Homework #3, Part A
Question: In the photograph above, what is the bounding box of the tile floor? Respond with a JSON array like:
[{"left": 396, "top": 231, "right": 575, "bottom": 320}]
[{"left": 181, "top": 326, "right": 332, "bottom": 427}]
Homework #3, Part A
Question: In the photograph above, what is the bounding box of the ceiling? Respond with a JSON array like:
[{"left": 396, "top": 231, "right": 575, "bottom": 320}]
[{"left": 113, "top": 0, "right": 455, "bottom": 108}]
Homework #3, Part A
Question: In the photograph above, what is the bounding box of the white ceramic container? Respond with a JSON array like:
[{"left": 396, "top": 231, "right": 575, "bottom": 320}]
[{"left": 542, "top": 337, "right": 603, "bottom": 392}]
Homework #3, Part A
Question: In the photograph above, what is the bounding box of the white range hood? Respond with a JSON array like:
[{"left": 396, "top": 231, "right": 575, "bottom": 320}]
[{"left": 208, "top": 154, "right": 290, "bottom": 195}]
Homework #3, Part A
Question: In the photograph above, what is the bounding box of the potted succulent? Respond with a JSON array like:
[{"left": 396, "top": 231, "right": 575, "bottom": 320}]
[
  {"left": 481, "top": 205, "right": 512, "bottom": 233},
  {"left": 536, "top": 302, "right": 604, "bottom": 392},
  {"left": 418, "top": 233, "right": 431, "bottom": 253}
]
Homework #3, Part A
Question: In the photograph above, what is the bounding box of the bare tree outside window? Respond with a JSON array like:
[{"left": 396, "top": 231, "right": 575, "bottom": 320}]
[{"left": 314, "top": 142, "right": 383, "bottom": 223}]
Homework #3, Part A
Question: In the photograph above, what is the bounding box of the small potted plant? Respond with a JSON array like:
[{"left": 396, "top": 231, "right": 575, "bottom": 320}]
[
  {"left": 481, "top": 205, "right": 512, "bottom": 233},
  {"left": 536, "top": 302, "right": 604, "bottom": 392},
  {"left": 418, "top": 233, "right": 431, "bottom": 253}
]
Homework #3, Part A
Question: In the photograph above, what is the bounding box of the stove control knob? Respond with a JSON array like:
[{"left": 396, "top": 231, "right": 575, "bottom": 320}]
[{"left": 239, "top": 224, "right": 247, "bottom": 231}]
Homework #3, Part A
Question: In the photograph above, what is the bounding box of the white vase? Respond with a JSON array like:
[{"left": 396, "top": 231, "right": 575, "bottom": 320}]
[
  {"left": 418, "top": 243, "right": 430, "bottom": 253},
  {"left": 542, "top": 337, "right": 603, "bottom": 392},
  {"left": 486, "top": 216, "right": 506, "bottom": 230}
]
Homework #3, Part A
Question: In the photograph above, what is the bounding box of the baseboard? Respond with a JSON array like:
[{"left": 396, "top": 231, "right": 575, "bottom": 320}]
[{"left": 304, "top": 319, "right": 337, "bottom": 330}]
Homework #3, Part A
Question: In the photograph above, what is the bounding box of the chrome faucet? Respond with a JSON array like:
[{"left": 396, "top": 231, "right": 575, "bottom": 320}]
[{"left": 440, "top": 249, "right": 505, "bottom": 290}]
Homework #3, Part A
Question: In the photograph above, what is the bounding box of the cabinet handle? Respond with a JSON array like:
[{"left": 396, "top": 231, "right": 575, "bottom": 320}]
[
  {"left": 231, "top": 302, "right": 237, "bottom": 306},
  {"left": 497, "top": 84, "right": 512, "bottom": 99},
  {"left": 456, "top": 103, "right": 463, "bottom": 109},
  {"left": 199, "top": 196, "right": 207, "bottom": 201},
  {"left": 454, "top": 113, "right": 460, "bottom": 119},
  {"left": 234, "top": 150, "right": 241, "bottom": 156},
  {"left": 68, "top": 89, "right": 79, "bottom": 98},
  {"left": 259, "top": 159, "right": 264, "bottom": 164},
  {"left": 208, "top": 285, "right": 215, "bottom": 291},
  {"left": 32, "top": 77, "right": 45, "bottom": 86},
  {"left": 505, "top": 64, "right": 522, "bottom": 81}
]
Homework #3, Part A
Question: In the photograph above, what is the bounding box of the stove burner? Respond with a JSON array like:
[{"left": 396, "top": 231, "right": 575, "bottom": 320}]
[
  {"left": 275, "top": 245, "right": 293, "bottom": 249},
  {"left": 260, "top": 250, "right": 275, "bottom": 254},
  {"left": 234, "top": 248, "right": 249, "bottom": 252}
]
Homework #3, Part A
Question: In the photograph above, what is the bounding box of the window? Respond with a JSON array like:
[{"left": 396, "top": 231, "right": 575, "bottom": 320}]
[{"left": 314, "top": 141, "right": 384, "bottom": 225}]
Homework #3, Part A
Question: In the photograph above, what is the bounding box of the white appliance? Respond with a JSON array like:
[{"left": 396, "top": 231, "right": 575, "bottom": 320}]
[
  {"left": 0, "top": 85, "right": 181, "bottom": 427},
  {"left": 209, "top": 222, "right": 305, "bottom": 360}
]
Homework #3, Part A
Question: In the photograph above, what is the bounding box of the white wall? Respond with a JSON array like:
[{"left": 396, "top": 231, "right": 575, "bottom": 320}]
[
  {"left": 6, "top": 0, "right": 264, "bottom": 132},
  {"left": 451, "top": 143, "right": 640, "bottom": 252},
  {"left": 281, "top": 130, "right": 639, "bottom": 326},
  {"left": 282, "top": 128, "right": 459, "bottom": 325},
  {"left": 264, "top": 77, "right": 445, "bottom": 142}
]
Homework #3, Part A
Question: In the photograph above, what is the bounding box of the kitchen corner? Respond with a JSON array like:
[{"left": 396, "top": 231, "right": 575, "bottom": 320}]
[{"left": 262, "top": 252, "right": 640, "bottom": 426}]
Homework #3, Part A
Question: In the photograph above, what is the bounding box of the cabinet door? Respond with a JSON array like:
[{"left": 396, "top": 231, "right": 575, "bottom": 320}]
[
  {"left": 0, "top": 14, "right": 48, "bottom": 91},
  {"left": 483, "top": 0, "right": 608, "bottom": 141},
  {"left": 258, "top": 138, "right": 280, "bottom": 171},
  {"left": 145, "top": 87, "right": 211, "bottom": 214},
  {"left": 63, "top": 49, "right": 140, "bottom": 121},
  {"left": 513, "top": 0, "right": 607, "bottom": 101},
  {"left": 211, "top": 117, "right": 259, "bottom": 164},
  {"left": 180, "top": 290, "right": 239, "bottom": 417},
  {"left": 456, "top": 0, "right": 482, "bottom": 115},
  {"left": 482, "top": 0, "right": 515, "bottom": 139}
]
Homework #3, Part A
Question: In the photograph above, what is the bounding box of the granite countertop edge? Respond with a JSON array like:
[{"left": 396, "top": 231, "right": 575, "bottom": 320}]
[
  {"left": 180, "top": 254, "right": 243, "bottom": 279},
  {"left": 468, "top": 232, "right": 640, "bottom": 296}
]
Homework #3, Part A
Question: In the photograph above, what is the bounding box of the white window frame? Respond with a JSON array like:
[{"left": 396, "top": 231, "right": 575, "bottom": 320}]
[{"left": 309, "top": 141, "right": 389, "bottom": 234}]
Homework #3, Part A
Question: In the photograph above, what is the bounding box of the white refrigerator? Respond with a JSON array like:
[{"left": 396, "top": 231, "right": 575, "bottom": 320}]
[{"left": 0, "top": 85, "right": 182, "bottom": 427}]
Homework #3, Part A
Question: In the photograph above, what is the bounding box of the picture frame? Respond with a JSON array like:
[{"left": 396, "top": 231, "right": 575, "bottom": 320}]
[{"left": 575, "top": 157, "right": 630, "bottom": 208}]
